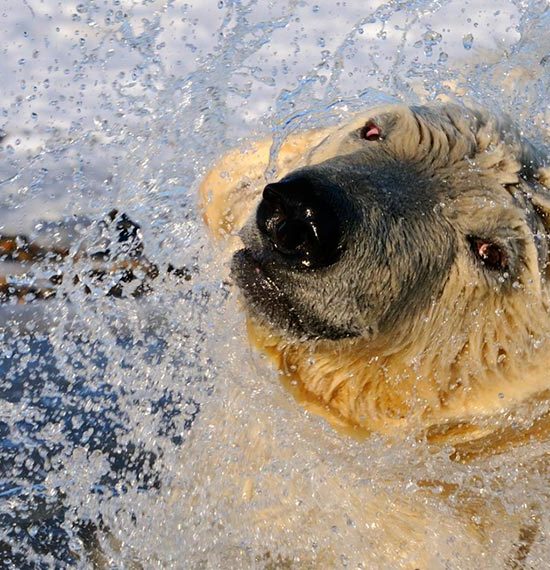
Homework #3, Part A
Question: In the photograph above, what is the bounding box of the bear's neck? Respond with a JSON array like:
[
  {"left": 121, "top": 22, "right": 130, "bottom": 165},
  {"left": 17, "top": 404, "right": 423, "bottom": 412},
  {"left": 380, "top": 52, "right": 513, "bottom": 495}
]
[{"left": 246, "top": 319, "right": 550, "bottom": 452}]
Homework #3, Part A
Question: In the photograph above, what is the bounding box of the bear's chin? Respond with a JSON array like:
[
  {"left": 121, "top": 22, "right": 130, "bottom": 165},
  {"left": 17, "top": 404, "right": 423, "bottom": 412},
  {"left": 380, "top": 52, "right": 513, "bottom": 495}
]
[{"left": 230, "top": 248, "right": 358, "bottom": 341}]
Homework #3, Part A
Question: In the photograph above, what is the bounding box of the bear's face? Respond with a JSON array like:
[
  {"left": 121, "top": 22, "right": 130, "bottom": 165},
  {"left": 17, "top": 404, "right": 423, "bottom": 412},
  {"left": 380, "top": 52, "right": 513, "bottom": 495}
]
[
  {"left": 232, "top": 144, "right": 458, "bottom": 341},
  {"left": 231, "top": 104, "right": 549, "bottom": 355}
]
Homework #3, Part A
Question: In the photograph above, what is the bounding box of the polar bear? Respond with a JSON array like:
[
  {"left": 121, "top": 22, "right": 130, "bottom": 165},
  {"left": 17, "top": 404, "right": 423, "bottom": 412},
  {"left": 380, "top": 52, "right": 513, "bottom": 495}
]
[
  {"left": 3, "top": 102, "right": 550, "bottom": 567},
  {"left": 196, "top": 102, "right": 550, "bottom": 566},
  {"left": 200, "top": 102, "right": 550, "bottom": 446}
]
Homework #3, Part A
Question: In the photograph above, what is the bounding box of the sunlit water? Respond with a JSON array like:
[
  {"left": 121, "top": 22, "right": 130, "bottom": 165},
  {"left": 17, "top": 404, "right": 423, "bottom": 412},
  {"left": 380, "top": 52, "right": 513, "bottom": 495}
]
[{"left": 0, "top": 0, "right": 549, "bottom": 567}]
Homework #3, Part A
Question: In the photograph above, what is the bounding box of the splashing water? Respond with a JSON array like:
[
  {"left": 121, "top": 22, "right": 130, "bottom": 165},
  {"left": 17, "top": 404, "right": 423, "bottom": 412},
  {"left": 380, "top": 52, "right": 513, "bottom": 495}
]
[{"left": 0, "top": 0, "right": 549, "bottom": 567}]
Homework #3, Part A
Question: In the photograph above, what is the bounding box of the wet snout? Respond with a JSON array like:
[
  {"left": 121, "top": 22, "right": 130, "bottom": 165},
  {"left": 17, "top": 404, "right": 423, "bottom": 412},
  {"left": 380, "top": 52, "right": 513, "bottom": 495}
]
[{"left": 256, "top": 175, "right": 344, "bottom": 269}]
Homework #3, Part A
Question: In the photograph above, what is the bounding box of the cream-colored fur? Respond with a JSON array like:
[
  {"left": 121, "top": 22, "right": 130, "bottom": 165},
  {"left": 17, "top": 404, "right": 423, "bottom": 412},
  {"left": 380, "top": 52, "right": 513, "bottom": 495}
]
[
  {"left": 198, "top": 104, "right": 550, "bottom": 567},
  {"left": 200, "top": 105, "right": 550, "bottom": 446}
]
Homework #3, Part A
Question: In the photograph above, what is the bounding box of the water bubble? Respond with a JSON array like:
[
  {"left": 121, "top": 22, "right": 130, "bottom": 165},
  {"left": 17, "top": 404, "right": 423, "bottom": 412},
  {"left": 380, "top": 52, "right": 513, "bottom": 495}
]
[
  {"left": 423, "top": 30, "right": 442, "bottom": 46},
  {"left": 462, "top": 33, "right": 474, "bottom": 50}
]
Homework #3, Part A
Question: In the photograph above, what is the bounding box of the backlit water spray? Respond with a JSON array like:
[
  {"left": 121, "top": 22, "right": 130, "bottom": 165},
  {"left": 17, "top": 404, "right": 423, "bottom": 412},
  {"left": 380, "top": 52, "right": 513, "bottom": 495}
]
[{"left": 0, "top": 0, "right": 548, "bottom": 567}]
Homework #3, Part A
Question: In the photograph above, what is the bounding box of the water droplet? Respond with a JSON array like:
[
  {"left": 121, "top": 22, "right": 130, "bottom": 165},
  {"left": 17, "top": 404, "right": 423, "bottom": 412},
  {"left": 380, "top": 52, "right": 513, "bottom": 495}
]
[
  {"left": 423, "top": 30, "right": 442, "bottom": 46},
  {"left": 462, "top": 33, "right": 474, "bottom": 50}
]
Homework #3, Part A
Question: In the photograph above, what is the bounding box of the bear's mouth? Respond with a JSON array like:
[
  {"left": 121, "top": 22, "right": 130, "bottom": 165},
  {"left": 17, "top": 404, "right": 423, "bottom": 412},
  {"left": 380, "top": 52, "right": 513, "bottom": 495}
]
[
  {"left": 230, "top": 248, "right": 300, "bottom": 332},
  {"left": 230, "top": 248, "right": 358, "bottom": 340},
  {"left": 231, "top": 248, "right": 272, "bottom": 288}
]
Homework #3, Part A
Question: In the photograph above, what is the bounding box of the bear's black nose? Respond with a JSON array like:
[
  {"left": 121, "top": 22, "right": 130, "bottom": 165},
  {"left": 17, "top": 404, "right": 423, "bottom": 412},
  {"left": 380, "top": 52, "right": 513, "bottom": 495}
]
[{"left": 256, "top": 176, "right": 342, "bottom": 269}]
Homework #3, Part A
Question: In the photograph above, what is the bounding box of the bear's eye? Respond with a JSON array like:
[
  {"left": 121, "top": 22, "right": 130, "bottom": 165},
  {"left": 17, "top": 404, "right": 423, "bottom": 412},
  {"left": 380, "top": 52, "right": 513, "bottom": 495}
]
[
  {"left": 359, "top": 120, "right": 382, "bottom": 141},
  {"left": 468, "top": 237, "right": 508, "bottom": 271}
]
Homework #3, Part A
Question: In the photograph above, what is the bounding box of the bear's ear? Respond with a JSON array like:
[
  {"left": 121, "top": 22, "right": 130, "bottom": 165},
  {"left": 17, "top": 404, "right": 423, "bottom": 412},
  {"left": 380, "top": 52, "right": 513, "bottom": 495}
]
[
  {"left": 465, "top": 106, "right": 547, "bottom": 185},
  {"left": 198, "top": 138, "right": 273, "bottom": 240},
  {"left": 430, "top": 103, "right": 546, "bottom": 186}
]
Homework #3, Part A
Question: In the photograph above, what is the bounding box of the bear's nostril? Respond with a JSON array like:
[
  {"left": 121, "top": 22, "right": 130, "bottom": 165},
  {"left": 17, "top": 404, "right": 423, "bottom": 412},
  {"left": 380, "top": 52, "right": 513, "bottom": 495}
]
[
  {"left": 257, "top": 190, "right": 315, "bottom": 256},
  {"left": 257, "top": 193, "right": 285, "bottom": 238}
]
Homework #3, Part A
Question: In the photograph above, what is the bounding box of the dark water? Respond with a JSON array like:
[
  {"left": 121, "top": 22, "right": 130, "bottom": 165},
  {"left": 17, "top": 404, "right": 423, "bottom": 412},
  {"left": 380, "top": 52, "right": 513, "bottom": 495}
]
[{"left": 0, "top": 315, "right": 199, "bottom": 567}]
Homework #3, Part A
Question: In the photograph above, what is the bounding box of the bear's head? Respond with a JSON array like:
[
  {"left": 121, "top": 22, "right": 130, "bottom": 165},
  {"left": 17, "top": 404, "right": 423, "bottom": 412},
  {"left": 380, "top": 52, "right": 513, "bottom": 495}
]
[{"left": 229, "top": 103, "right": 550, "bottom": 438}]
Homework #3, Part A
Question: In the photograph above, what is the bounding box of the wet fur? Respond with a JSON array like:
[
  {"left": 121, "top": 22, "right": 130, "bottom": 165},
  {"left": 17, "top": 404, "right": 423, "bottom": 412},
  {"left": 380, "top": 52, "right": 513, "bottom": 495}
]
[
  {"left": 2, "top": 103, "right": 547, "bottom": 567},
  {"left": 199, "top": 102, "right": 550, "bottom": 566},
  {"left": 200, "top": 102, "right": 550, "bottom": 443}
]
